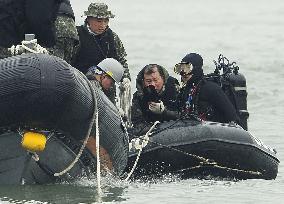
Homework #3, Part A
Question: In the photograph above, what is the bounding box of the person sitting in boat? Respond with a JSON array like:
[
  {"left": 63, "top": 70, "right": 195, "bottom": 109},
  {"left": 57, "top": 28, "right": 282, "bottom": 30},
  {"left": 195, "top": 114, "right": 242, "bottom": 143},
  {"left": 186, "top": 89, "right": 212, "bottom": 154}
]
[
  {"left": 85, "top": 58, "right": 124, "bottom": 100},
  {"left": 130, "top": 64, "right": 180, "bottom": 134},
  {"left": 175, "top": 53, "right": 238, "bottom": 123},
  {"left": 0, "top": 0, "right": 79, "bottom": 63}
]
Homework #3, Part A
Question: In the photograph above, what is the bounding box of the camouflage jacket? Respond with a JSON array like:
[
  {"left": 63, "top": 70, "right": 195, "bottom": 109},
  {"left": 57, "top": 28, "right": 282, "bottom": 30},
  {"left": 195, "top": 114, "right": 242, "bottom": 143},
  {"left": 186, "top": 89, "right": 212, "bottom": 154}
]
[
  {"left": 112, "top": 31, "right": 130, "bottom": 80},
  {"left": 0, "top": 15, "right": 79, "bottom": 64},
  {"left": 47, "top": 15, "right": 79, "bottom": 64}
]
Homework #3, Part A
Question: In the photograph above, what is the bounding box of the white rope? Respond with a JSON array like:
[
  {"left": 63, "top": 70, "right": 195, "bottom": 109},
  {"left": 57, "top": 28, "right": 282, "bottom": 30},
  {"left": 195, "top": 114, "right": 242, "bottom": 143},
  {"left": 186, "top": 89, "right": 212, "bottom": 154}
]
[
  {"left": 54, "top": 80, "right": 98, "bottom": 177},
  {"left": 95, "top": 110, "right": 102, "bottom": 195},
  {"left": 21, "top": 43, "right": 48, "bottom": 54},
  {"left": 9, "top": 39, "right": 48, "bottom": 55},
  {"left": 53, "top": 128, "right": 92, "bottom": 177},
  {"left": 124, "top": 121, "right": 160, "bottom": 181},
  {"left": 119, "top": 82, "right": 132, "bottom": 128}
]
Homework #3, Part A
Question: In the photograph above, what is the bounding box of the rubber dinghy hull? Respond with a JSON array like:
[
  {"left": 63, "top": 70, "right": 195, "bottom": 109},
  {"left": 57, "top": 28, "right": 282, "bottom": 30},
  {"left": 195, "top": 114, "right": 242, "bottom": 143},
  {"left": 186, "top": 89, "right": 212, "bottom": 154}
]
[
  {"left": 127, "top": 119, "right": 279, "bottom": 180},
  {"left": 0, "top": 54, "right": 129, "bottom": 184}
]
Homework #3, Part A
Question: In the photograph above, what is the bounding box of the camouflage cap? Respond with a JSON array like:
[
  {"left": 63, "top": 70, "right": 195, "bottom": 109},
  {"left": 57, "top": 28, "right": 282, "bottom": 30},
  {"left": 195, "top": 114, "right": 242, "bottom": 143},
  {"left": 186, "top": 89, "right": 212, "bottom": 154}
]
[{"left": 83, "top": 3, "right": 115, "bottom": 18}]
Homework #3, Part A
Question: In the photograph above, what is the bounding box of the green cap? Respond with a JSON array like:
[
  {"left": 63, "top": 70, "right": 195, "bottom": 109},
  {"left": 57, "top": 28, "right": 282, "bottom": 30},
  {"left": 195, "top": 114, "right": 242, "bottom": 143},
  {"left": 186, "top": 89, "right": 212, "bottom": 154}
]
[{"left": 83, "top": 3, "right": 115, "bottom": 18}]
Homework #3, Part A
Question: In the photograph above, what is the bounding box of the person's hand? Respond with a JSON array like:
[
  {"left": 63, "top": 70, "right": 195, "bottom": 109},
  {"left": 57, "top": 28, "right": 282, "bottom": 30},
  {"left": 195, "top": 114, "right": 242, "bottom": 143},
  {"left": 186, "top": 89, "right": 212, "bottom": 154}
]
[
  {"left": 120, "top": 78, "right": 131, "bottom": 91},
  {"left": 149, "top": 101, "right": 165, "bottom": 114}
]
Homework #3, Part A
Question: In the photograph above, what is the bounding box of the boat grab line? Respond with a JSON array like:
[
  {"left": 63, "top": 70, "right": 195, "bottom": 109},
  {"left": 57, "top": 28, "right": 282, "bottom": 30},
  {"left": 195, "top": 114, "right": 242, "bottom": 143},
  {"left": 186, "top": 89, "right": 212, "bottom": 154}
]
[
  {"left": 124, "top": 121, "right": 160, "bottom": 181},
  {"left": 143, "top": 138, "right": 262, "bottom": 177}
]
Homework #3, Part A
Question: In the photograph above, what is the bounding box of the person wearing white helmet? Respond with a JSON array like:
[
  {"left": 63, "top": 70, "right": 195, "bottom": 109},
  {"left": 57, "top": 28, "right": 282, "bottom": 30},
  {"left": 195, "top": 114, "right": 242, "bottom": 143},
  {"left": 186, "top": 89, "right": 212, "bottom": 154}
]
[
  {"left": 86, "top": 58, "right": 124, "bottom": 99},
  {"left": 72, "top": 2, "right": 131, "bottom": 103}
]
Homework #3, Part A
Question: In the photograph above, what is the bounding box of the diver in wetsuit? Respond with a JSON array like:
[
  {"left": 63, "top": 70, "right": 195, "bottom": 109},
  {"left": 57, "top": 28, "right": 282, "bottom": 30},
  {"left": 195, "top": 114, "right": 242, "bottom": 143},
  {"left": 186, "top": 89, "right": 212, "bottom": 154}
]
[{"left": 175, "top": 53, "right": 238, "bottom": 123}]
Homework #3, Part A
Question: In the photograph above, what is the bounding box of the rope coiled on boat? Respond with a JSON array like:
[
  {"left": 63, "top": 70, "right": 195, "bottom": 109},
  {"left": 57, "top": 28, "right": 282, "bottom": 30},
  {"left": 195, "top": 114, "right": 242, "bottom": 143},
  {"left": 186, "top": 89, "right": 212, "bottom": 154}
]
[{"left": 9, "top": 39, "right": 48, "bottom": 55}]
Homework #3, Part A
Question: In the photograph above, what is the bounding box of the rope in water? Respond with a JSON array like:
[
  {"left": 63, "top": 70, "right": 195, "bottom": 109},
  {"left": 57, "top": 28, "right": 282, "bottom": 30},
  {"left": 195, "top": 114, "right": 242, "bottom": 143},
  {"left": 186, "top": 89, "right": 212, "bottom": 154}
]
[
  {"left": 124, "top": 121, "right": 160, "bottom": 181},
  {"left": 54, "top": 78, "right": 99, "bottom": 178},
  {"left": 95, "top": 108, "right": 102, "bottom": 195}
]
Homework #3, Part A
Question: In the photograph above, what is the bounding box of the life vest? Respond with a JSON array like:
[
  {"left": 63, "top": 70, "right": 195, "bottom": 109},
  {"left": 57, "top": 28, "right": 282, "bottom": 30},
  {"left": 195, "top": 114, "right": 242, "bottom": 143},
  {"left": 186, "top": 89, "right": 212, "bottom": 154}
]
[
  {"left": 73, "top": 26, "right": 117, "bottom": 74},
  {"left": 25, "top": 0, "right": 74, "bottom": 48}
]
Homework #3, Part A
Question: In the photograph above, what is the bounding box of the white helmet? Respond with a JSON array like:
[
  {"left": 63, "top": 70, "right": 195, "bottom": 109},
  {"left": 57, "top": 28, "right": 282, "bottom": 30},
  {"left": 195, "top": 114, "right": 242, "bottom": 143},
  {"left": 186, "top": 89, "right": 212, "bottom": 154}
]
[{"left": 97, "top": 58, "right": 124, "bottom": 82}]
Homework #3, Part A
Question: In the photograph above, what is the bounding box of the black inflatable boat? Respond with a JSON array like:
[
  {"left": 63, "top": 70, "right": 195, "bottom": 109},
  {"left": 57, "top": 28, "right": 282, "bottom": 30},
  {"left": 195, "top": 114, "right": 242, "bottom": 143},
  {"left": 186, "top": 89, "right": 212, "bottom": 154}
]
[
  {"left": 127, "top": 118, "right": 279, "bottom": 180},
  {"left": 0, "top": 54, "right": 129, "bottom": 184}
]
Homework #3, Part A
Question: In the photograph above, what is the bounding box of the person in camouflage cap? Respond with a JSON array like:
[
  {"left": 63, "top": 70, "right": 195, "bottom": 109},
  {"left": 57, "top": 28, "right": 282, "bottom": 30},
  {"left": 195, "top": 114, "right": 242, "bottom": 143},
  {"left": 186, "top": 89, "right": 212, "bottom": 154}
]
[
  {"left": 0, "top": 0, "right": 79, "bottom": 64},
  {"left": 72, "top": 2, "right": 131, "bottom": 104},
  {"left": 83, "top": 2, "right": 115, "bottom": 19}
]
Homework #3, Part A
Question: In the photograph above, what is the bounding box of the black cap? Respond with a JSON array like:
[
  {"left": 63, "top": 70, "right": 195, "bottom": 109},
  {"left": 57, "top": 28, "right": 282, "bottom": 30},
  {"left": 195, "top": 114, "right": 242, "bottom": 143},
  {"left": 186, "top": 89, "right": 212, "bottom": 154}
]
[
  {"left": 181, "top": 53, "right": 203, "bottom": 69},
  {"left": 181, "top": 53, "right": 204, "bottom": 85}
]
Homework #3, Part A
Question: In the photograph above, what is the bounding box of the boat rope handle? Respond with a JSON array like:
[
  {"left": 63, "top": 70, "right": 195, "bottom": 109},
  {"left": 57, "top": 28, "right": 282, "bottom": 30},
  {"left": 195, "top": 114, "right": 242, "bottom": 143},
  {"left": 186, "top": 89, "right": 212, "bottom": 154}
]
[
  {"left": 183, "top": 162, "right": 262, "bottom": 176},
  {"left": 124, "top": 121, "right": 160, "bottom": 181},
  {"left": 9, "top": 39, "right": 48, "bottom": 55},
  {"left": 53, "top": 78, "right": 99, "bottom": 178},
  {"left": 147, "top": 139, "right": 262, "bottom": 176}
]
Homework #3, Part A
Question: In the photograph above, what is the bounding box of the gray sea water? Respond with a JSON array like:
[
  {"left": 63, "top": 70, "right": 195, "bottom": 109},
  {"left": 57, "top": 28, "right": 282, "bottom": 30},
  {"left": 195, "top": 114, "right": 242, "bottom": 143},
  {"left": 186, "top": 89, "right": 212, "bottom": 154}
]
[{"left": 1, "top": 0, "right": 283, "bottom": 203}]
